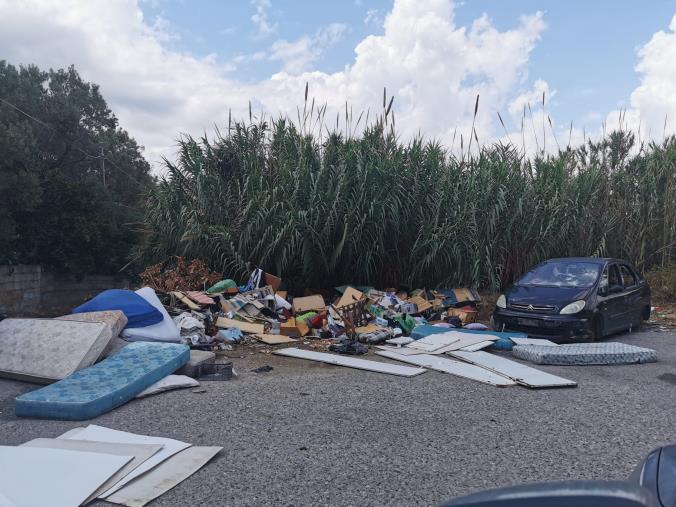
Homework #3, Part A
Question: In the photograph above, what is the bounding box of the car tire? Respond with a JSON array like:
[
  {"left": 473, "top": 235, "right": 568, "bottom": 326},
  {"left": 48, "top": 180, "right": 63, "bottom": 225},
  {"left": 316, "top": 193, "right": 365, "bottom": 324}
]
[{"left": 641, "top": 305, "right": 651, "bottom": 321}]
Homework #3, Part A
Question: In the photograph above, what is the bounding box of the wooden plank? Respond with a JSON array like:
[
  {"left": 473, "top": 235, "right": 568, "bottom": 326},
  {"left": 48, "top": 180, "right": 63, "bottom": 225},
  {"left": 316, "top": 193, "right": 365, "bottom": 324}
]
[
  {"left": 215, "top": 317, "right": 265, "bottom": 334},
  {"left": 169, "top": 291, "right": 200, "bottom": 311},
  {"left": 376, "top": 350, "right": 516, "bottom": 387},
  {"left": 254, "top": 334, "right": 298, "bottom": 345},
  {"left": 448, "top": 350, "right": 577, "bottom": 388},
  {"left": 273, "top": 348, "right": 426, "bottom": 377},
  {"left": 292, "top": 295, "right": 325, "bottom": 313}
]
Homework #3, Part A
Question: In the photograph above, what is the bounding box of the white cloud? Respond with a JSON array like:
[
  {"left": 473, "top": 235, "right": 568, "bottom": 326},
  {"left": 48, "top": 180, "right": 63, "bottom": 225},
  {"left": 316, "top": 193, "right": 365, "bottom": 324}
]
[
  {"left": 269, "top": 23, "right": 347, "bottom": 73},
  {"left": 250, "top": 0, "right": 277, "bottom": 38},
  {"left": 364, "top": 9, "right": 383, "bottom": 27},
  {"left": 604, "top": 14, "right": 676, "bottom": 139},
  {"left": 0, "top": 0, "right": 554, "bottom": 168}
]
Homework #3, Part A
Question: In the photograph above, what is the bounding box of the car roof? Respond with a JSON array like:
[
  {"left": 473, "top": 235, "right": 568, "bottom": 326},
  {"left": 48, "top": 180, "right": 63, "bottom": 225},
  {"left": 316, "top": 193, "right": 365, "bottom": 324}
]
[{"left": 543, "top": 257, "right": 616, "bottom": 265}]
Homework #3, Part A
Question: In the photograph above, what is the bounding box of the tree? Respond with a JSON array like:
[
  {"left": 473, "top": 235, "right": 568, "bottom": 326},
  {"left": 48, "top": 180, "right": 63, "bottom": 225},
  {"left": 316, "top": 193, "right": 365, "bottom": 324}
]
[{"left": 0, "top": 61, "right": 155, "bottom": 274}]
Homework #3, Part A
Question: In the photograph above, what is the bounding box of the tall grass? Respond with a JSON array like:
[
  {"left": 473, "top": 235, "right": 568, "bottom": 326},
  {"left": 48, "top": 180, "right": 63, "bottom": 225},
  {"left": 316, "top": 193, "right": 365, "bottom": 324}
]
[{"left": 139, "top": 98, "right": 676, "bottom": 293}]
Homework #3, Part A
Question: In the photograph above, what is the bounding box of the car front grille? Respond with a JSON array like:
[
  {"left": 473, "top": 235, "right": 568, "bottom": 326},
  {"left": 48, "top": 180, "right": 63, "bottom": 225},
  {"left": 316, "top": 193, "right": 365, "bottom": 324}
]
[{"left": 510, "top": 303, "right": 557, "bottom": 313}]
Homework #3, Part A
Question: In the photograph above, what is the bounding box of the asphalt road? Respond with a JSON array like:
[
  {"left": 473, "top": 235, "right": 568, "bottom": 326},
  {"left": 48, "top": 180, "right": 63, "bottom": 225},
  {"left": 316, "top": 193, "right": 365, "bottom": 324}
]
[{"left": 2, "top": 327, "right": 676, "bottom": 506}]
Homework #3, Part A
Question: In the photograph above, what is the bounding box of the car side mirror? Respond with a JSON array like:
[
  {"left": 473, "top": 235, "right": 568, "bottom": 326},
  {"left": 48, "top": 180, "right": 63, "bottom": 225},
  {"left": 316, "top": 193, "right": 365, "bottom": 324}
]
[{"left": 598, "top": 280, "right": 609, "bottom": 297}]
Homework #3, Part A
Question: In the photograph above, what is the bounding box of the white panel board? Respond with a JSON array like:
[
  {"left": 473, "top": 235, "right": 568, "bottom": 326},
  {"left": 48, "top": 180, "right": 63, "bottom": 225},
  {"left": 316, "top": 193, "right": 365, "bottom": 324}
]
[
  {"left": 510, "top": 337, "right": 559, "bottom": 346},
  {"left": 59, "top": 424, "right": 191, "bottom": 497},
  {"left": 273, "top": 348, "right": 426, "bottom": 377},
  {"left": 374, "top": 346, "right": 427, "bottom": 355},
  {"left": 407, "top": 330, "right": 499, "bottom": 353},
  {"left": 377, "top": 350, "right": 516, "bottom": 386},
  {"left": 20, "top": 438, "right": 163, "bottom": 504},
  {"left": 0, "top": 445, "right": 131, "bottom": 507},
  {"left": 406, "top": 332, "right": 461, "bottom": 352},
  {"left": 449, "top": 351, "right": 577, "bottom": 388},
  {"left": 459, "top": 340, "right": 494, "bottom": 352},
  {"left": 105, "top": 446, "right": 222, "bottom": 507}
]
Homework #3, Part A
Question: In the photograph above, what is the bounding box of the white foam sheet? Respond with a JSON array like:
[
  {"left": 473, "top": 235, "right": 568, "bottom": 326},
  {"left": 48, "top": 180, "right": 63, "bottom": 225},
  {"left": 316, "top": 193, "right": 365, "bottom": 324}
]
[
  {"left": 105, "top": 446, "right": 222, "bottom": 507},
  {"left": 449, "top": 351, "right": 577, "bottom": 388},
  {"left": 135, "top": 374, "right": 199, "bottom": 398},
  {"left": 58, "top": 424, "right": 191, "bottom": 497},
  {"left": 20, "top": 438, "right": 163, "bottom": 503},
  {"left": 510, "top": 337, "right": 559, "bottom": 346},
  {"left": 377, "top": 350, "right": 516, "bottom": 386},
  {"left": 122, "top": 287, "right": 181, "bottom": 343},
  {"left": 273, "top": 348, "right": 426, "bottom": 377},
  {"left": 0, "top": 445, "right": 131, "bottom": 507}
]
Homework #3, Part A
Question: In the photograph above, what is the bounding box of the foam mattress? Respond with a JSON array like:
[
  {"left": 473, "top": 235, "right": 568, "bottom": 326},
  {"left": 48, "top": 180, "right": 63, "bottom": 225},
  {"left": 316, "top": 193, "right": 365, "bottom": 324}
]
[
  {"left": 0, "top": 318, "right": 112, "bottom": 384},
  {"left": 15, "top": 342, "right": 189, "bottom": 420},
  {"left": 512, "top": 342, "right": 657, "bottom": 365}
]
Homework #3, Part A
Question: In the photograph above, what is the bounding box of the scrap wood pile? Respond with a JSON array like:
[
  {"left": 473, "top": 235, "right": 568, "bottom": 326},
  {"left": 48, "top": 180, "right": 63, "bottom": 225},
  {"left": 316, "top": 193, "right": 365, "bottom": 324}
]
[{"left": 0, "top": 257, "right": 661, "bottom": 424}]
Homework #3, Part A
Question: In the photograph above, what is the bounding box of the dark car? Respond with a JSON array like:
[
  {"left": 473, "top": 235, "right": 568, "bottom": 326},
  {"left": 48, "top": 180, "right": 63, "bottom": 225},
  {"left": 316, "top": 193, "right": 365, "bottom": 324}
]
[{"left": 492, "top": 257, "right": 651, "bottom": 342}]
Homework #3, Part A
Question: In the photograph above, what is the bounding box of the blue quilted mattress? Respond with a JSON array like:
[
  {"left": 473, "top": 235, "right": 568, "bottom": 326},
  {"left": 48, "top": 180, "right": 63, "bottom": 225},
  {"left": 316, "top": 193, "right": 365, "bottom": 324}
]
[
  {"left": 16, "top": 342, "right": 189, "bottom": 420},
  {"left": 410, "top": 325, "right": 527, "bottom": 341},
  {"left": 512, "top": 342, "right": 657, "bottom": 366}
]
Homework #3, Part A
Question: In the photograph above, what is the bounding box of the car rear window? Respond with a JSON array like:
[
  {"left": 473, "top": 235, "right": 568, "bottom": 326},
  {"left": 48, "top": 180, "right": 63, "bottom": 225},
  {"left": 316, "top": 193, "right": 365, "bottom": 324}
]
[{"left": 517, "top": 261, "right": 601, "bottom": 288}]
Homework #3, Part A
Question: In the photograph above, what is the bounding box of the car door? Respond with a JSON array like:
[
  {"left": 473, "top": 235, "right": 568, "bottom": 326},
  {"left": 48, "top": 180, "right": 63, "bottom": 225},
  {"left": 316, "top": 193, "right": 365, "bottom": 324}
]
[
  {"left": 597, "top": 263, "right": 627, "bottom": 334},
  {"left": 620, "top": 263, "right": 643, "bottom": 328}
]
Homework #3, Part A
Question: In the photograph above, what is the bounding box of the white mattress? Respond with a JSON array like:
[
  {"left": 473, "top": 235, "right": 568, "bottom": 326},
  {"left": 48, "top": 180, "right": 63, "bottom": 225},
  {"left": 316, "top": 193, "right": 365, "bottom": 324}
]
[{"left": 121, "top": 287, "right": 180, "bottom": 342}]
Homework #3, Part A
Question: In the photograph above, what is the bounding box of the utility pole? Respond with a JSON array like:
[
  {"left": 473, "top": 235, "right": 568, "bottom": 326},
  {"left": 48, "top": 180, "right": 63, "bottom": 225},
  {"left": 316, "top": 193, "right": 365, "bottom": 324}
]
[{"left": 100, "top": 146, "right": 106, "bottom": 188}]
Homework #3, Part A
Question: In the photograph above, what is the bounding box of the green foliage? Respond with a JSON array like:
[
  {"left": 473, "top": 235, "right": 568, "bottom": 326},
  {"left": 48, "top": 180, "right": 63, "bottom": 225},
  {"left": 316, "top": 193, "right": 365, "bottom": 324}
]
[
  {"left": 0, "top": 61, "right": 155, "bottom": 274},
  {"left": 140, "top": 112, "right": 676, "bottom": 292}
]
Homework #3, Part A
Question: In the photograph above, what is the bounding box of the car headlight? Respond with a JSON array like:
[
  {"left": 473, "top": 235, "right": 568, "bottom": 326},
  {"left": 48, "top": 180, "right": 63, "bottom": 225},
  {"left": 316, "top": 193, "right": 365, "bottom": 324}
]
[
  {"left": 496, "top": 294, "right": 506, "bottom": 309},
  {"left": 560, "top": 300, "right": 586, "bottom": 314}
]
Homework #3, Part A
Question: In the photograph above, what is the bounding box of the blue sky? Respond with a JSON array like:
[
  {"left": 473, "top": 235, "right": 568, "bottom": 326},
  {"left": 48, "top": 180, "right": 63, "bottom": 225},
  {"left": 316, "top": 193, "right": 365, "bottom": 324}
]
[
  {"left": 141, "top": 0, "right": 676, "bottom": 135},
  {"left": 2, "top": 0, "right": 674, "bottom": 166}
]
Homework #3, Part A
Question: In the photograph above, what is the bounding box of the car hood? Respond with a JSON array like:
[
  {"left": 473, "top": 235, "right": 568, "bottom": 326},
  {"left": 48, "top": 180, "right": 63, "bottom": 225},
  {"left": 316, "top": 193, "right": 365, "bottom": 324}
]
[{"left": 505, "top": 285, "right": 591, "bottom": 307}]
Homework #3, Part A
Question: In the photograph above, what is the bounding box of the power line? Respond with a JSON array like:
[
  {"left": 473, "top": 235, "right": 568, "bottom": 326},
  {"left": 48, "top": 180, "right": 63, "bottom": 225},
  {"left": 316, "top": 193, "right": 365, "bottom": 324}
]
[{"left": 0, "top": 95, "right": 147, "bottom": 187}]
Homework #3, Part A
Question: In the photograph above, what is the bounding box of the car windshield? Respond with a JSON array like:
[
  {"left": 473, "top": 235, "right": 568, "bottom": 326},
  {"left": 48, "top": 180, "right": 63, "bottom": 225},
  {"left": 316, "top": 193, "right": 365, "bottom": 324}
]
[{"left": 517, "top": 261, "right": 601, "bottom": 288}]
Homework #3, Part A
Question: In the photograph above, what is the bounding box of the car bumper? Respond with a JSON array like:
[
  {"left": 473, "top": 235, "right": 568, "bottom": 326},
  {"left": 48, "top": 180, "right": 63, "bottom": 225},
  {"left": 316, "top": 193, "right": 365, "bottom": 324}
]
[{"left": 492, "top": 308, "right": 593, "bottom": 342}]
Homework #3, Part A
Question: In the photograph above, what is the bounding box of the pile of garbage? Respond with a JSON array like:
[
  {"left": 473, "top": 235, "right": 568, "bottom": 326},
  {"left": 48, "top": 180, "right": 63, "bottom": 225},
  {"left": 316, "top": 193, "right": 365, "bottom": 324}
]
[{"left": 148, "top": 267, "right": 486, "bottom": 355}]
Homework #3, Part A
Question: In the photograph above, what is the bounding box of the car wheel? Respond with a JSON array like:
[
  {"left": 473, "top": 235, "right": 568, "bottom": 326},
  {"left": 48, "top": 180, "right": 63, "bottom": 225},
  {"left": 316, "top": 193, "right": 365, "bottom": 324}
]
[
  {"left": 591, "top": 316, "right": 603, "bottom": 342},
  {"left": 641, "top": 305, "right": 651, "bottom": 321}
]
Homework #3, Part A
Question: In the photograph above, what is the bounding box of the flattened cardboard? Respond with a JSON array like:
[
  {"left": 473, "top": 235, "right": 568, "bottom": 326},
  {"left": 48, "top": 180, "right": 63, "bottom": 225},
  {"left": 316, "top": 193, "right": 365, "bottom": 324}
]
[
  {"left": 215, "top": 317, "right": 265, "bottom": 334},
  {"left": 264, "top": 272, "right": 282, "bottom": 292},
  {"left": 254, "top": 334, "right": 298, "bottom": 345},
  {"left": 292, "top": 295, "right": 325, "bottom": 313},
  {"left": 409, "top": 295, "right": 432, "bottom": 313},
  {"left": 337, "top": 287, "right": 364, "bottom": 308}
]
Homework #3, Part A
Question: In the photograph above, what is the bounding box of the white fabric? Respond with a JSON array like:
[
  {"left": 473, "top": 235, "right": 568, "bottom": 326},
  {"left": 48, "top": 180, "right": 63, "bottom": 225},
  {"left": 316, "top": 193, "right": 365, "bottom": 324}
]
[
  {"left": 122, "top": 287, "right": 180, "bottom": 342},
  {"left": 136, "top": 374, "right": 199, "bottom": 398}
]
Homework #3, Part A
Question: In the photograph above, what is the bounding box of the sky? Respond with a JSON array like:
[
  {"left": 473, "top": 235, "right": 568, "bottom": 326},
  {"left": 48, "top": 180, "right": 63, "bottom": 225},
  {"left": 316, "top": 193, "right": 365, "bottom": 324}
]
[{"left": 0, "top": 0, "right": 675, "bottom": 170}]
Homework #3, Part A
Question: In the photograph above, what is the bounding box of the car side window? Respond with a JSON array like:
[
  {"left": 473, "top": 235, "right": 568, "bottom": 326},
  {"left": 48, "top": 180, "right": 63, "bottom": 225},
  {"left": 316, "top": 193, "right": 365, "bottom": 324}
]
[
  {"left": 608, "top": 264, "right": 623, "bottom": 291},
  {"left": 620, "top": 265, "right": 637, "bottom": 288}
]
